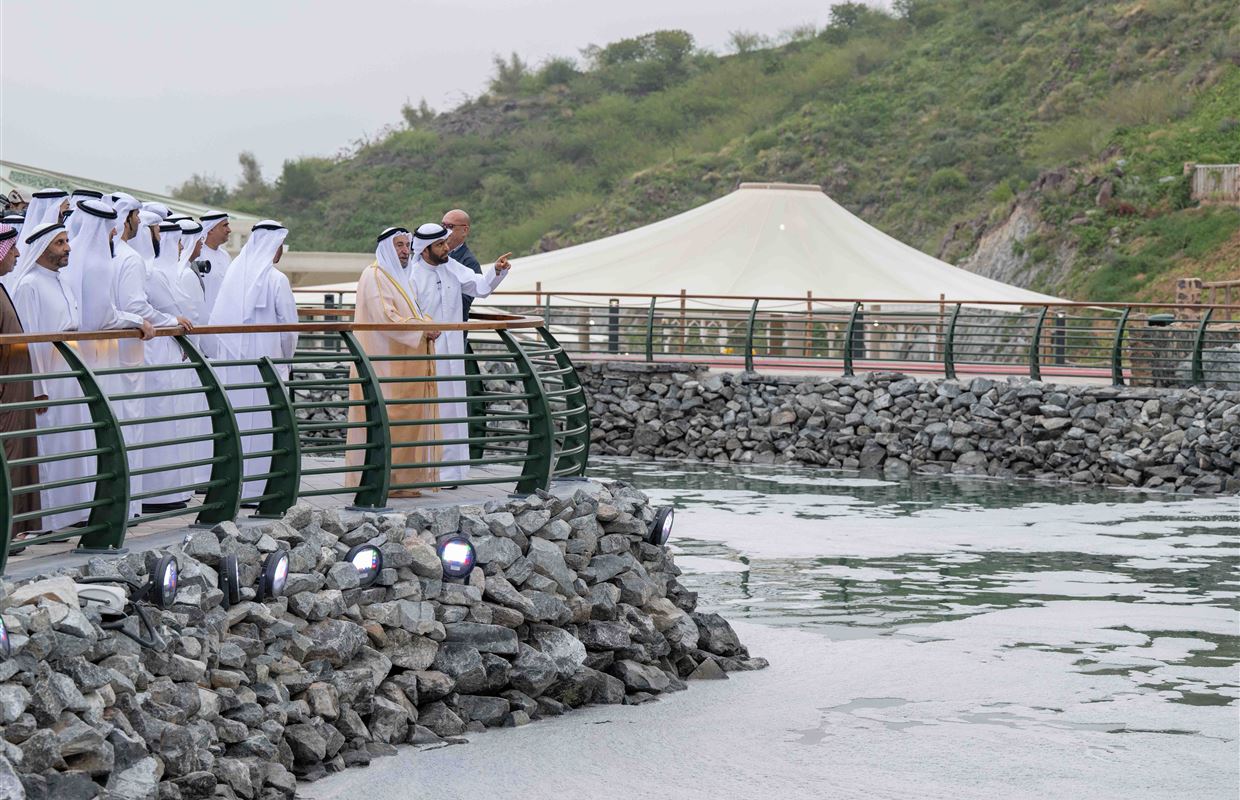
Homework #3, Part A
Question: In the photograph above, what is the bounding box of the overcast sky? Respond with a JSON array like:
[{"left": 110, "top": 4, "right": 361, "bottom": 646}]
[{"left": 0, "top": 1, "right": 884, "bottom": 195}]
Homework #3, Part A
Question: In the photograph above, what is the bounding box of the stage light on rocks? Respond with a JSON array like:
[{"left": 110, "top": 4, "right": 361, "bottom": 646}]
[
  {"left": 259, "top": 551, "right": 290, "bottom": 601},
  {"left": 648, "top": 506, "right": 675, "bottom": 546},
  {"left": 438, "top": 535, "right": 476, "bottom": 580},
  {"left": 219, "top": 554, "right": 241, "bottom": 608},
  {"left": 74, "top": 551, "right": 180, "bottom": 649},
  {"left": 149, "top": 554, "right": 179, "bottom": 610},
  {"left": 347, "top": 544, "right": 383, "bottom": 588}
]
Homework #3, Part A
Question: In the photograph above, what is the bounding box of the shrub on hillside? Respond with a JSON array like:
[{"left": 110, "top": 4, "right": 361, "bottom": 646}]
[{"left": 929, "top": 167, "right": 969, "bottom": 192}]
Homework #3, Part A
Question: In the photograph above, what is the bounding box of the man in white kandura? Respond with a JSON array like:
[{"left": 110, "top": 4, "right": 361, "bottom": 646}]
[
  {"left": 129, "top": 209, "right": 162, "bottom": 262},
  {"left": 409, "top": 222, "right": 512, "bottom": 485},
  {"left": 175, "top": 219, "right": 214, "bottom": 488},
  {"left": 64, "top": 189, "right": 103, "bottom": 239},
  {"left": 198, "top": 210, "right": 232, "bottom": 315},
  {"left": 108, "top": 193, "right": 194, "bottom": 516},
  {"left": 207, "top": 220, "right": 298, "bottom": 504},
  {"left": 140, "top": 219, "right": 205, "bottom": 510},
  {"left": 11, "top": 221, "right": 153, "bottom": 531},
  {"left": 24, "top": 188, "right": 69, "bottom": 229}
]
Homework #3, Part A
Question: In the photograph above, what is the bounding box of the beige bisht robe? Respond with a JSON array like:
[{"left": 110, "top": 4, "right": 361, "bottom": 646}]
[{"left": 346, "top": 264, "right": 441, "bottom": 494}]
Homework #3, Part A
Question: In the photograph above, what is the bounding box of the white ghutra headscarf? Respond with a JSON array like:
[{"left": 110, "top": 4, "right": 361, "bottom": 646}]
[{"left": 207, "top": 220, "right": 288, "bottom": 326}]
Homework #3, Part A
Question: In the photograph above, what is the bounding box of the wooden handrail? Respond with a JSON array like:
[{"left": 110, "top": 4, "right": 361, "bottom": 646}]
[
  {"left": 482, "top": 290, "right": 1240, "bottom": 312},
  {"left": 291, "top": 284, "right": 1240, "bottom": 311},
  {"left": 0, "top": 313, "right": 545, "bottom": 346}
]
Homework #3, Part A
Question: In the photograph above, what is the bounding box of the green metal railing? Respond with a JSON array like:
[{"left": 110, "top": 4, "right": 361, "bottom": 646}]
[
  {"left": 396, "top": 292, "right": 1236, "bottom": 390},
  {"left": 0, "top": 312, "right": 588, "bottom": 574},
  {"left": 295, "top": 287, "right": 1240, "bottom": 388}
]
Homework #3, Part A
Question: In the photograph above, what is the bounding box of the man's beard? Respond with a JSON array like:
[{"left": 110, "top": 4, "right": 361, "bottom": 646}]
[{"left": 423, "top": 248, "right": 447, "bottom": 266}]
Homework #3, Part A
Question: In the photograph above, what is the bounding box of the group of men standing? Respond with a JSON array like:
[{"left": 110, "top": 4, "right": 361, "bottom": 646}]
[
  {"left": 0, "top": 186, "right": 300, "bottom": 536},
  {"left": 347, "top": 211, "right": 511, "bottom": 495},
  {"left": 0, "top": 195, "right": 510, "bottom": 535}
]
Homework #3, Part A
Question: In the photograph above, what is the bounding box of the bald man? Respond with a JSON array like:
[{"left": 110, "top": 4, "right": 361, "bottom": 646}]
[{"left": 442, "top": 209, "right": 483, "bottom": 321}]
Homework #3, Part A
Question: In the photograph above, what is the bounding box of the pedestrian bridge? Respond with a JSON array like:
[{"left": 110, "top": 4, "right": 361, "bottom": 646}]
[{"left": 0, "top": 311, "right": 589, "bottom": 576}]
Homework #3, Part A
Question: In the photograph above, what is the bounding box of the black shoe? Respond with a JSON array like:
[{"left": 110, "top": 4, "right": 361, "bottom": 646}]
[
  {"left": 142, "top": 501, "right": 189, "bottom": 513},
  {"left": 443, "top": 485, "right": 460, "bottom": 491}
]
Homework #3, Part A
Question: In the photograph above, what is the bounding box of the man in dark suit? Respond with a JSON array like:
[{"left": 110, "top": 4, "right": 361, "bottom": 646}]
[{"left": 442, "top": 209, "right": 482, "bottom": 321}]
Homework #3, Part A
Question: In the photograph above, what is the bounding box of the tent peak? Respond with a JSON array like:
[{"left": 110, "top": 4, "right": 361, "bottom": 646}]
[{"left": 737, "top": 182, "right": 823, "bottom": 192}]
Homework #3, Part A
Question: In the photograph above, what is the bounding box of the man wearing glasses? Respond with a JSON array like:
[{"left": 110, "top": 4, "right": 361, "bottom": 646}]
[{"left": 442, "top": 208, "right": 483, "bottom": 321}]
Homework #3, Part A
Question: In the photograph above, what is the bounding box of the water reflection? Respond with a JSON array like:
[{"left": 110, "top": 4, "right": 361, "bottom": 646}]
[{"left": 590, "top": 457, "right": 1240, "bottom": 713}]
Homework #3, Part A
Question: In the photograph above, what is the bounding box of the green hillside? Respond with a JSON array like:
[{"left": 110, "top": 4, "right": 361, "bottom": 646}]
[{"left": 174, "top": 0, "right": 1240, "bottom": 302}]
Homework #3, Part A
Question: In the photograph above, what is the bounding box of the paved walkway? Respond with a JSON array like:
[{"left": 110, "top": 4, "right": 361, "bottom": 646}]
[{"left": 4, "top": 459, "right": 529, "bottom": 581}]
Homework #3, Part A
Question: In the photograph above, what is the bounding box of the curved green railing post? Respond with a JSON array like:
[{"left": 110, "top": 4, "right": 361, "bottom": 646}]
[
  {"left": 499, "top": 330, "right": 555, "bottom": 495},
  {"left": 843, "top": 302, "right": 861, "bottom": 377},
  {"left": 537, "top": 326, "right": 591, "bottom": 477},
  {"left": 1191, "top": 308, "right": 1214, "bottom": 386},
  {"left": 744, "top": 299, "right": 759, "bottom": 373},
  {"left": 339, "top": 331, "right": 390, "bottom": 510},
  {"left": 1029, "top": 306, "right": 1049, "bottom": 381},
  {"left": 944, "top": 303, "right": 962, "bottom": 380},
  {"left": 644, "top": 297, "right": 656, "bottom": 363},
  {"left": 0, "top": 444, "right": 12, "bottom": 575},
  {"left": 464, "top": 340, "right": 487, "bottom": 461},
  {"left": 1110, "top": 307, "right": 1131, "bottom": 386},
  {"left": 173, "top": 335, "right": 242, "bottom": 525},
  {"left": 253, "top": 355, "right": 303, "bottom": 517},
  {"left": 54, "top": 342, "right": 129, "bottom": 553}
]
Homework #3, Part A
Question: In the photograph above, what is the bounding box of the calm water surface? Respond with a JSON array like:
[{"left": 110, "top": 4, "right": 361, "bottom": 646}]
[{"left": 594, "top": 459, "right": 1238, "bottom": 704}]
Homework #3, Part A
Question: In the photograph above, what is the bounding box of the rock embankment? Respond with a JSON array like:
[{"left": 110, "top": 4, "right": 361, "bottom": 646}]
[
  {"left": 581, "top": 363, "right": 1240, "bottom": 494},
  {"left": 0, "top": 482, "right": 762, "bottom": 799}
]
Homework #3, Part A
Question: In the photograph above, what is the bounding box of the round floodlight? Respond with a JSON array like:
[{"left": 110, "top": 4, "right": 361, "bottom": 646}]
[
  {"left": 259, "top": 551, "right": 290, "bottom": 601},
  {"left": 219, "top": 554, "right": 241, "bottom": 607},
  {"left": 437, "top": 536, "right": 476, "bottom": 580},
  {"left": 648, "top": 506, "right": 674, "bottom": 546},
  {"left": 346, "top": 544, "right": 384, "bottom": 588},
  {"left": 0, "top": 616, "right": 10, "bottom": 660},
  {"left": 151, "top": 555, "right": 179, "bottom": 609}
]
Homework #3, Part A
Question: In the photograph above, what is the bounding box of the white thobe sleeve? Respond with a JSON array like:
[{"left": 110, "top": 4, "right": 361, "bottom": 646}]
[
  {"left": 450, "top": 260, "right": 506, "bottom": 299},
  {"left": 77, "top": 269, "right": 144, "bottom": 332},
  {"left": 176, "top": 269, "right": 206, "bottom": 324},
  {"left": 99, "top": 308, "right": 145, "bottom": 330},
  {"left": 118, "top": 257, "right": 178, "bottom": 327},
  {"left": 273, "top": 275, "right": 299, "bottom": 358},
  {"left": 11, "top": 282, "right": 49, "bottom": 399}
]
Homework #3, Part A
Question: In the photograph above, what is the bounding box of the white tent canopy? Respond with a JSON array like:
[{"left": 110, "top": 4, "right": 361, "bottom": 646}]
[{"left": 303, "top": 182, "right": 1064, "bottom": 310}]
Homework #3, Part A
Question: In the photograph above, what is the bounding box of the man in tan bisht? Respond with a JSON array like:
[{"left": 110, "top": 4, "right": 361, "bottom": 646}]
[
  {"left": 346, "top": 227, "right": 442, "bottom": 497},
  {"left": 0, "top": 223, "right": 40, "bottom": 537}
]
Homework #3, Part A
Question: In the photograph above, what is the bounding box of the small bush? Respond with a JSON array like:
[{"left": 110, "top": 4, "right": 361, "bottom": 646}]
[
  {"left": 928, "top": 167, "right": 969, "bottom": 192},
  {"left": 989, "top": 182, "right": 1016, "bottom": 204},
  {"left": 1028, "top": 116, "right": 1114, "bottom": 166},
  {"left": 1098, "top": 81, "right": 1192, "bottom": 128}
]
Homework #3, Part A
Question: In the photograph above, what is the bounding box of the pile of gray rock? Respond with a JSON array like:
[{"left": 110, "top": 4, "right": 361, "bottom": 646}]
[
  {"left": 581, "top": 363, "right": 1240, "bottom": 494},
  {"left": 1177, "top": 343, "right": 1240, "bottom": 389},
  {"left": 0, "top": 482, "right": 762, "bottom": 799},
  {"left": 287, "top": 364, "right": 351, "bottom": 447}
]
